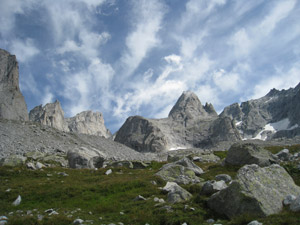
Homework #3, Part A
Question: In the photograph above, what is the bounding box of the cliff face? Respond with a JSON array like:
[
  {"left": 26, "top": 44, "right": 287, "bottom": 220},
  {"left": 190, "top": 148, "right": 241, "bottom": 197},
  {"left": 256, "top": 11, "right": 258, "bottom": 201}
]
[
  {"left": 220, "top": 83, "right": 300, "bottom": 140},
  {"left": 115, "top": 91, "right": 241, "bottom": 153},
  {"left": 0, "top": 49, "right": 28, "bottom": 121},
  {"left": 29, "top": 101, "right": 111, "bottom": 138}
]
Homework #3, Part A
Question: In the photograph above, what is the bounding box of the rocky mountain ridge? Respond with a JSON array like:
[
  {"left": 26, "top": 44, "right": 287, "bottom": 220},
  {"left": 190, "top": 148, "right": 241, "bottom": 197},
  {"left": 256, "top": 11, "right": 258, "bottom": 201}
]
[
  {"left": 221, "top": 83, "right": 300, "bottom": 141},
  {"left": 115, "top": 91, "right": 241, "bottom": 153},
  {"left": 29, "top": 101, "right": 111, "bottom": 138}
]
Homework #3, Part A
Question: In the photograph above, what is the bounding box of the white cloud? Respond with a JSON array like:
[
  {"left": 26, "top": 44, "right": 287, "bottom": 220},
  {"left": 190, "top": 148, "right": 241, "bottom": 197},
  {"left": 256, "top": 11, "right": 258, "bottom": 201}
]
[
  {"left": 164, "top": 54, "right": 181, "bottom": 65},
  {"left": 229, "top": 28, "right": 252, "bottom": 57},
  {"left": 196, "top": 84, "right": 220, "bottom": 106},
  {"left": 120, "top": 0, "right": 166, "bottom": 77},
  {"left": 10, "top": 38, "right": 40, "bottom": 62},
  {"left": 42, "top": 87, "right": 54, "bottom": 106},
  {"left": 251, "top": 63, "right": 300, "bottom": 99},
  {"left": 257, "top": 0, "right": 296, "bottom": 36},
  {"left": 213, "top": 69, "right": 242, "bottom": 92}
]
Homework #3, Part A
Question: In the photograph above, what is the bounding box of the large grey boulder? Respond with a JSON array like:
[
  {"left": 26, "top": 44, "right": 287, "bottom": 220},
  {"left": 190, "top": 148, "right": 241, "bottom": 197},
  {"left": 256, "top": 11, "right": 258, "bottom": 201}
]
[
  {"left": 208, "top": 164, "right": 300, "bottom": 218},
  {"left": 0, "top": 49, "right": 28, "bottom": 121},
  {"left": 66, "top": 111, "right": 111, "bottom": 138},
  {"left": 0, "top": 155, "right": 27, "bottom": 167},
  {"left": 156, "top": 158, "right": 202, "bottom": 184},
  {"left": 67, "top": 147, "right": 106, "bottom": 169},
  {"left": 162, "top": 182, "right": 192, "bottom": 204},
  {"left": 29, "top": 100, "right": 68, "bottom": 131},
  {"left": 225, "top": 143, "right": 276, "bottom": 167}
]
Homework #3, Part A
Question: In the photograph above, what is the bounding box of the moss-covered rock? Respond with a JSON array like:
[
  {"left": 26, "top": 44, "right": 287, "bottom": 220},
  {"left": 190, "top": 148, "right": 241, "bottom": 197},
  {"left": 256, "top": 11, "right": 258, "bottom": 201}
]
[
  {"left": 225, "top": 143, "right": 276, "bottom": 167},
  {"left": 0, "top": 155, "right": 27, "bottom": 167},
  {"left": 208, "top": 164, "right": 300, "bottom": 218}
]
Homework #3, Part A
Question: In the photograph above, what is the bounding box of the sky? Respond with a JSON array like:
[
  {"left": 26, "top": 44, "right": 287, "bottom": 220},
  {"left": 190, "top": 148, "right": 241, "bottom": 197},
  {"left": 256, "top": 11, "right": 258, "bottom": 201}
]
[{"left": 0, "top": 0, "right": 299, "bottom": 133}]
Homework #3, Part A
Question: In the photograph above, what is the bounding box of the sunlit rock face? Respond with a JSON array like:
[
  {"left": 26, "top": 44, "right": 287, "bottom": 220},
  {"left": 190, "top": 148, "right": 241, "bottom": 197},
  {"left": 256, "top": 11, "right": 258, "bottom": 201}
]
[{"left": 0, "top": 48, "right": 28, "bottom": 121}]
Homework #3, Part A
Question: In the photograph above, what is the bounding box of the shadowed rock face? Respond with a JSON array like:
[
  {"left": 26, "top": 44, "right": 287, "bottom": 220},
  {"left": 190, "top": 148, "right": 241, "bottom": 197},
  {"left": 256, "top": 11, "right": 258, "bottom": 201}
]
[
  {"left": 29, "top": 101, "right": 111, "bottom": 138},
  {"left": 0, "top": 49, "right": 28, "bottom": 121},
  {"left": 115, "top": 91, "right": 241, "bottom": 153},
  {"left": 220, "top": 83, "right": 300, "bottom": 140}
]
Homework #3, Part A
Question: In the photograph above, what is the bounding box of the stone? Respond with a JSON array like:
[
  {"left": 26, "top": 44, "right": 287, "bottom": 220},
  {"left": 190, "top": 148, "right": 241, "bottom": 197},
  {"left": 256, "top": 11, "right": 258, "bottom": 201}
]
[
  {"left": 26, "top": 162, "right": 36, "bottom": 170},
  {"left": 208, "top": 164, "right": 300, "bottom": 218},
  {"left": 73, "top": 219, "right": 84, "bottom": 225},
  {"left": 201, "top": 180, "right": 227, "bottom": 195},
  {"left": 225, "top": 143, "right": 276, "bottom": 167},
  {"left": 283, "top": 194, "right": 296, "bottom": 206},
  {"left": 12, "top": 195, "right": 21, "bottom": 206},
  {"left": 0, "top": 49, "right": 28, "bottom": 121},
  {"left": 134, "top": 195, "right": 146, "bottom": 201},
  {"left": 206, "top": 218, "right": 215, "bottom": 223},
  {"left": 156, "top": 163, "right": 200, "bottom": 185},
  {"left": 0, "top": 155, "right": 27, "bottom": 167},
  {"left": 105, "top": 169, "right": 112, "bottom": 175},
  {"left": 174, "top": 157, "right": 204, "bottom": 175},
  {"left": 215, "top": 174, "right": 232, "bottom": 183},
  {"left": 290, "top": 195, "right": 300, "bottom": 212},
  {"left": 58, "top": 172, "right": 69, "bottom": 176},
  {"left": 36, "top": 162, "right": 46, "bottom": 169},
  {"left": 156, "top": 158, "right": 203, "bottom": 184},
  {"left": 247, "top": 221, "right": 263, "bottom": 225},
  {"left": 66, "top": 111, "right": 111, "bottom": 138},
  {"left": 67, "top": 147, "right": 105, "bottom": 169},
  {"left": 162, "top": 182, "right": 192, "bottom": 204},
  {"left": 275, "top": 149, "right": 291, "bottom": 161}
]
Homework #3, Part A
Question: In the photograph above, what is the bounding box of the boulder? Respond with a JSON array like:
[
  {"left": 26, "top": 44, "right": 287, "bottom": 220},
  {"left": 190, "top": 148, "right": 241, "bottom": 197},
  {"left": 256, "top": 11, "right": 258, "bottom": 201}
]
[
  {"left": 12, "top": 195, "right": 21, "bottom": 206},
  {"left": 201, "top": 180, "right": 227, "bottom": 195},
  {"left": 225, "top": 143, "right": 276, "bottom": 167},
  {"left": 247, "top": 221, "right": 262, "bottom": 225},
  {"left": 283, "top": 194, "right": 296, "bottom": 206},
  {"left": 215, "top": 174, "right": 232, "bottom": 183},
  {"left": 208, "top": 164, "right": 300, "bottom": 218},
  {"left": 0, "top": 49, "right": 28, "bottom": 121},
  {"left": 290, "top": 195, "right": 300, "bottom": 212},
  {"left": 67, "top": 147, "right": 105, "bottom": 169},
  {"left": 0, "top": 155, "right": 27, "bottom": 167},
  {"left": 275, "top": 149, "right": 291, "bottom": 161},
  {"left": 156, "top": 158, "right": 203, "bottom": 184},
  {"left": 162, "top": 182, "right": 192, "bottom": 204}
]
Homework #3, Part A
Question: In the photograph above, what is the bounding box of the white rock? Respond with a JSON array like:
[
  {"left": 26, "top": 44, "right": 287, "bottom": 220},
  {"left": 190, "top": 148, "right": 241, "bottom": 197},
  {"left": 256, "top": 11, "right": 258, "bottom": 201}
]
[
  {"left": 36, "top": 162, "right": 45, "bottom": 169},
  {"left": 73, "top": 219, "right": 84, "bottom": 224},
  {"left": 283, "top": 194, "right": 296, "bottom": 206},
  {"left": 290, "top": 195, "right": 300, "bottom": 212},
  {"left": 105, "top": 169, "right": 112, "bottom": 175},
  {"left": 247, "top": 221, "right": 263, "bottom": 225},
  {"left": 12, "top": 195, "right": 21, "bottom": 206}
]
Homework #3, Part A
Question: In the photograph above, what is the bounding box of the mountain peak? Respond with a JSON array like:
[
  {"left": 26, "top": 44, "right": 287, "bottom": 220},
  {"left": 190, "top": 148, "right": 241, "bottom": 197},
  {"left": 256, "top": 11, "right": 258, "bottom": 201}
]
[{"left": 168, "top": 91, "right": 216, "bottom": 124}]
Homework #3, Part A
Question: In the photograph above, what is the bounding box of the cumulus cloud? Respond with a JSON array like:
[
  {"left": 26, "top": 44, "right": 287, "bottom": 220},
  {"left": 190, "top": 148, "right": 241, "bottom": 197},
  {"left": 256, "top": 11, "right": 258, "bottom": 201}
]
[{"left": 213, "top": 69, "right": 242, "bottom": 92}]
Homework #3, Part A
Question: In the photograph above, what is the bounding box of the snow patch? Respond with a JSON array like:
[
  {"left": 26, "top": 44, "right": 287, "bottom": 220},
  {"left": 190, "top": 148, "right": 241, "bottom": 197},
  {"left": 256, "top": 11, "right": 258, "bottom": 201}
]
[
  {"left": 169, "top": 147, "right": 187, "bottom": 151},
  {"left": 252, "top": 118, "right": 299, "bottom": 141}
]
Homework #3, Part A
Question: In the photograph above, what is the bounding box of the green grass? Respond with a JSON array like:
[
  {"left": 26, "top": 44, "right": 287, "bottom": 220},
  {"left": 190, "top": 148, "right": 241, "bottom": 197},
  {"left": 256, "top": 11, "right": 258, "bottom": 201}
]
[
  {"left": 1, "top": 154, "right": 300, "bottom": 225},
  {"left": 265, "top": 144, "right": 300, "bottom": 155}
]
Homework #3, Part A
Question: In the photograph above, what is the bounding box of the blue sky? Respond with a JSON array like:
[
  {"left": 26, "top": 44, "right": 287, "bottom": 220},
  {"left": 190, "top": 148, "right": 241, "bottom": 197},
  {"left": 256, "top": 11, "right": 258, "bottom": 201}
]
[{"left": 0, "top": 0, "right": 299, "bottom": 133}]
